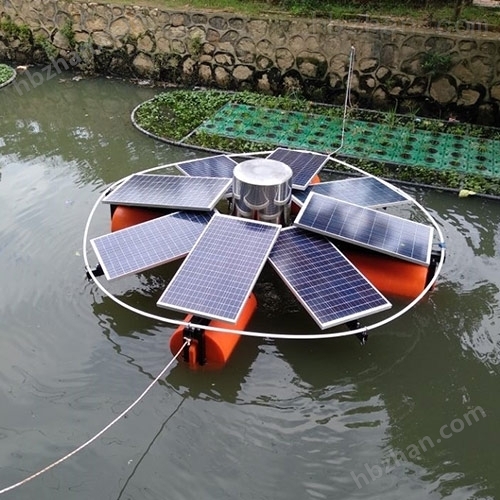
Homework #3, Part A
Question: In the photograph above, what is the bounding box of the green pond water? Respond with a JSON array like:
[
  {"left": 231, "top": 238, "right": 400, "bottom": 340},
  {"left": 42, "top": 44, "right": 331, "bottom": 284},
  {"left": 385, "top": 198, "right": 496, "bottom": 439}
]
[{"left": 0, "top": 71, "right": 499, "bottom": 500}]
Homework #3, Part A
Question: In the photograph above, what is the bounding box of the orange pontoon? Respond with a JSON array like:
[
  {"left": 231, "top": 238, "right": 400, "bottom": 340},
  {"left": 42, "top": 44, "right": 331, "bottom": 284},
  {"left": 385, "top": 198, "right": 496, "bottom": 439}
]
[{"left": 169, "top": 294, "right": 257, "bottom": 368}]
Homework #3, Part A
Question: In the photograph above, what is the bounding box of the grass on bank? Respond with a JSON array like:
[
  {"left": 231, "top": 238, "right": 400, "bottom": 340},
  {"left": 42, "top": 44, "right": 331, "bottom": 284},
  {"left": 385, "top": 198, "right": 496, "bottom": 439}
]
[
  {"left": 73, "top": 0, "right": 500, "bottom": 29},
  {"left": 0, "top": 63, "right": 15, "bottom": 85},
  {"left": 134, "top": 89, "right": 500, "bottom": 197}
]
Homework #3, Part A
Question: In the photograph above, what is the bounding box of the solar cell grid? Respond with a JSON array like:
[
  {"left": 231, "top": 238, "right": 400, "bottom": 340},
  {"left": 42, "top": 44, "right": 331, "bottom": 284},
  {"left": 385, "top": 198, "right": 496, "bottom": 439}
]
[
  {"left": 292, "top": 177, "right": 409, "bottom": 208},
  {"left": 267, "top": 148, "right": 328, "bottom": 190},
  {"left": 102, "top": 174, "right": 231, "bottom": 210},
  {"left": 268, "top": 227, "right": 391, "bottom": 329},
  {"left": 157, "top": 214, "right": 281, "bottom": 322},
  {"left": 91, "top": 211, "right": 212, "bottom": 280},
  {"left": 295, "top": 192, "right": 433, "bottom": 265},
  {"left": 175, "top": 155, "right": 237, "bottom": 179}
]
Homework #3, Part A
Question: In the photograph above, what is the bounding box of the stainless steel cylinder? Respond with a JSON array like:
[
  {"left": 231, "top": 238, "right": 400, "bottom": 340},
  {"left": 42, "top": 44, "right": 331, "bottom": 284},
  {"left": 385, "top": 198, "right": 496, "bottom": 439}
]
[{"left": 232, "top": 159, "right": 293, "bottom": 225}]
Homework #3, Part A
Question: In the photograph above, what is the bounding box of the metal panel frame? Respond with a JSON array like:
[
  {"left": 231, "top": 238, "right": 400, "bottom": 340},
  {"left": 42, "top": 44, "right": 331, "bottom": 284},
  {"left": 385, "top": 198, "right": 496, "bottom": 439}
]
[
  {"left": 292, "top": 176, "right": 410, "bottom": 208},
  {"left": 102, "top": 174, "right": 232, "bottom": 210},
  {"left": 91, "top": 211, "right": 212, "bottom": 280},
  {"left": 157, "top": 213, "right": 281, "bottom": 322},
  {"left": 267, "top": 147, "right": 329, "bottom": 190},
  {"left": 295, "top": 192, "right": 434, "bottom": 265},
  {"left": 268, "top": 227, "right": 391, "bottom": 329}
]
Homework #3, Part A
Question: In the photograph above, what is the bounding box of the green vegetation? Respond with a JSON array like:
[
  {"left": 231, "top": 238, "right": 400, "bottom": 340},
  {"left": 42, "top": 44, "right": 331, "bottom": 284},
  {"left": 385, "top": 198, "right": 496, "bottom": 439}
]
[
  {"left": 60, "top": 19, "right": 76, "bottom": 48},
  {"left": 188, "top": 34, "right": 204, "bottom": 58},
  {"left": 89, "top": 0, "right": 500, "bottom": 29},
  {"left": 34, "top": 35, "right": 59, "bottom": 59},
  {"left": 0, "top": 15, "right": 31, "bottom": 41},
  {"left": 0, "top": 63, "right": 15, "bottom": 85},
  {"left": 134, "top": 89, "right": 500, "bottom": 196},
  {"left": 135, "top": 90, "right": 230, "bottom": 139},
  {"left": 134, "top": 90, "right": 319, "bottom": 140},
  {"left": 422, "top": 52, "right": 453, "bottom": 74}
]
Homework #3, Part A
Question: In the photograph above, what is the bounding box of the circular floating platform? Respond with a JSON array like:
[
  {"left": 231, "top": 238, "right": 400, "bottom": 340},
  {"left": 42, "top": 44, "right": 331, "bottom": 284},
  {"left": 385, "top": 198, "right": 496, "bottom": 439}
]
[{"left": 84, "top": 150, "right": 446, "bottom": 367}]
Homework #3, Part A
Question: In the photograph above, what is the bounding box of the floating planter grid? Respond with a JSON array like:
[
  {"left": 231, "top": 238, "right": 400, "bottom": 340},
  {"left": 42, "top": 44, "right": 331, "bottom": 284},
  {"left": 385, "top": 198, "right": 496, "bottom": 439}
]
[{"left": 197, "top": 104, "right": 500, "bottom": 178}]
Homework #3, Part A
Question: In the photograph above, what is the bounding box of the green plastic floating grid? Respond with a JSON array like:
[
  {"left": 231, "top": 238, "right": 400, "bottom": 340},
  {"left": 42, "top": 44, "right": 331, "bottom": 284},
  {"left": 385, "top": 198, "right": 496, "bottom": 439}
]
[{"left": 196, "top": 103, "right": 500, "bottom": 178}]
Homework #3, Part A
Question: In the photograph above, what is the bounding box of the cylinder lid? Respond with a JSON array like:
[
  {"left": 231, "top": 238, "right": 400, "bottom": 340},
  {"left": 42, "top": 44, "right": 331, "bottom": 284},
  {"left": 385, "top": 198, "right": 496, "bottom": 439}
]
[{"left": 233, "top": 159, "right": 293, "bottom": 186}]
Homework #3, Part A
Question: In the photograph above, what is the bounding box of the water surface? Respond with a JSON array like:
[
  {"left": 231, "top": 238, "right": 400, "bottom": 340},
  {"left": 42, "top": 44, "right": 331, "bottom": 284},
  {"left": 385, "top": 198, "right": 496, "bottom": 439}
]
[{"left": 0, "top": 72, "right": 499, "bottom": 500}]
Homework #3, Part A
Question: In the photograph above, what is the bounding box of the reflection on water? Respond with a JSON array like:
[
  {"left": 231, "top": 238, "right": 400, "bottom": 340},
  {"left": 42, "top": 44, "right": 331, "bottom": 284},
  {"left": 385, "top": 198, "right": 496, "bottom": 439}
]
[{"left": 0, "top": 73, "right": 499, "bottom": 500}]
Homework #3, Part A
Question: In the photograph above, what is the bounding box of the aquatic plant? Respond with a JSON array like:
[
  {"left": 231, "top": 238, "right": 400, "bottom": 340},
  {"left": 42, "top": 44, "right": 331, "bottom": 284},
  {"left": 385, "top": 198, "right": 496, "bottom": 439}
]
[
  {"left": 0, "top": 63, "right": 15, "bottom": 85},
  {"left": 133, "top": 89, "right": 500, "bottom": 196}
]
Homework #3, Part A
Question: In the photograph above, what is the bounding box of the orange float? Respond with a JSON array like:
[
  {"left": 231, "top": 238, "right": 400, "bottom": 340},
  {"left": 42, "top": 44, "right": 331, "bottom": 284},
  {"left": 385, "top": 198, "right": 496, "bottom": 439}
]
[
  {"left": 109, "top": 205, "right": 259, "bottom": 368},
  {"left": 107, "top": 200, "right": 431, "bottom": 366},
  {"left": 291, "top": 174, "right": 321, "bottom": 215},
  {"left": 310, "top": 174, "right": 321, "bottom": 185},
  {"left": 170, "top": 293, "right": 258, "bottom": 368},
  {"left": 343, "top": 249, "right": 429, "bottom": 300},
  {"left": 111, "top": 205, "right": 167, "bottom": 232}
]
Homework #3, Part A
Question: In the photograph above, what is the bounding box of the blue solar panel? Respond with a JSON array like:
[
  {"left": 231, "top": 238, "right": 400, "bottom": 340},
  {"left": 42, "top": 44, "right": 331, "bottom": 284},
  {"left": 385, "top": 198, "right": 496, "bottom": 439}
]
[
  {"left": 175, "top": 155, "right": 237, "bottom": 179},
  {"left": 157, "top": 214, "right": 281, "bottom": 322},
  {"left": 295, "top": 193, "right": 433, "bottom": 265},
  {"left": 91, "top": 211, "right": 212, "bottom": 280},
  {"left": 292, "top": 177, "right": 409, "bottom": 208},
  {"left": 267, "top": 148, "right": 328, "bottom": 190},
  {"left": 102, "top": 175, "right": 231, "bottom": 210},
  {"left": 268, "top": 227, "right": 391, "bottom": 329}
]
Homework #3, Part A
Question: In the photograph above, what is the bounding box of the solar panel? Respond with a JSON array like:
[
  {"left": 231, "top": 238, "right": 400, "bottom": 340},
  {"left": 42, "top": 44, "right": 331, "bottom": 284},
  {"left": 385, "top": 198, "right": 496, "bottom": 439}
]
[
  {"left": 267, "top": 148, "right": 328, "bottom": 190},
  {"left": 295, "top": 193, "right": 433, "bottom": 265},
  {"left": 292, "top": 177, "right": 409, "bottom": 208},
  {"left": 102, "top": 174, "right": 231, "bottom": 210},
  {"left": 91, "top": 211, "right": 212, "bottom": 280},
  {"left": 175, "top": 155, "right": 237, "bottom": 178},
  {"left": 268, "top": 227, "right": 391, "bottom": 329},
  {"left": 157, "top": 214, "right": 281, "bottom": 322}
]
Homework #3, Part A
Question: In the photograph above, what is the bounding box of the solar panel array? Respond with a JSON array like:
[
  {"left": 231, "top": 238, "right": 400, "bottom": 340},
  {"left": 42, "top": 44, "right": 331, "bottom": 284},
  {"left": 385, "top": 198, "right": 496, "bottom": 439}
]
[
  {"left": 267, "top": 148, "right": 328, "bottom": 190},
  {"left": 91, "top": 211, "right": 212, "bottom": 280},
  {"left": 157, "top": 214, "right": 281, "bottom": 322},
  {"left": 92, "top": 148, "right": 430, "bottom": 333},
  {"left": 269, "top": 227, "right": 391, "bottom": 329},
  {"left": 175, "top": 155, "right": 237, "bottom": 179},
  {"left": 292, "top": 177, "right": 409, "bottom": 208},
  {"left": 102, "top": 174, "right": 231, "bottom": 210},
  {"left": 295, "top": 193, "right": 433, "bottom": 265}
]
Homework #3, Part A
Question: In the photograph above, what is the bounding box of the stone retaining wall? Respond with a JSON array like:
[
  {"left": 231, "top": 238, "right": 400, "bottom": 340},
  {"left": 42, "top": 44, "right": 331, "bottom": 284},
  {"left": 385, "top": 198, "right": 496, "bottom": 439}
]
[{"left": 1, "top": 0, "right": 500, "bottom": 124}]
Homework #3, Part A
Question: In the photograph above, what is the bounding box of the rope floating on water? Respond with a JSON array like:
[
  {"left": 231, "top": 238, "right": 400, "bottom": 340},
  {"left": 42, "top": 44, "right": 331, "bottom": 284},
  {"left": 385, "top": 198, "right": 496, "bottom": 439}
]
[{"left": 0, "top": 340, "right": 188, "bottom": 496}]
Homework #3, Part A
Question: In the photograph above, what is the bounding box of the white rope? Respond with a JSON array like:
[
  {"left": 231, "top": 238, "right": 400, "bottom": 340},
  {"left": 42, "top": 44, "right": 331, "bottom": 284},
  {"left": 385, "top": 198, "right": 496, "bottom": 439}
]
[
  {"left": 0, "top": 341, "right": 188, "bottom": 496},
  {"left": 85, "top": 70, "right": 446, "bottom": 341},
  {"left": 329, "top": 45, "right": 355, "bottom": 157},
  {"left": 82, "top": 150, "right": 445, "bottom": 340},
  {"left": 347, "top": 46, "right": 356, "bottom": 108}
]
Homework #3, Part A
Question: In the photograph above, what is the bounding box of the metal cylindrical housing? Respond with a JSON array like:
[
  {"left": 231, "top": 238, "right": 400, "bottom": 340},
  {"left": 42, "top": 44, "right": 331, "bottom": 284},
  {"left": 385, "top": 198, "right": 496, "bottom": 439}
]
[{"left": 232, "top": 159, "right": 293, "bottom": 225}]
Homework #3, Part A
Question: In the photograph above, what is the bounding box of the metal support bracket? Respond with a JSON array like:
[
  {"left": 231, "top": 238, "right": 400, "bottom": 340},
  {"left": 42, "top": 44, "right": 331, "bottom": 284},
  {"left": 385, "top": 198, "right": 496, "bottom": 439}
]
[
  {"left": 183, "top": 317, "right": 211, "bottom": 366},
  {"left": 86, "top": 264, "right": 104, "bottom": 280},
  {"left": 346, "top": 319, "right": 368, "bottom": 345}
]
